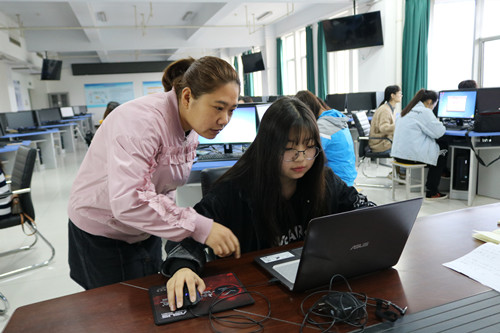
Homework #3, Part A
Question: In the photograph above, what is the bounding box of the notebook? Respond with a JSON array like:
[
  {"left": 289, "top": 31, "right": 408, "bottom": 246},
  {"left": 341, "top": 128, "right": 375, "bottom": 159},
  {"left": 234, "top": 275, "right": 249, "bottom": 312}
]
[
  {"left": 149, "top": 272, "right": 254, "bottom": 325},
  {"left": 255, "top": 197, "right": 423, "bottom": 292}
]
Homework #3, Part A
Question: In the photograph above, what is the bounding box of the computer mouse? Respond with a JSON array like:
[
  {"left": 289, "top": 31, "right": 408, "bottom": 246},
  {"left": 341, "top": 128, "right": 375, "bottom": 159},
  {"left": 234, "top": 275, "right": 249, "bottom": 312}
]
[{"left": 179, "top": 285, "right": 201, "bottom": 309}]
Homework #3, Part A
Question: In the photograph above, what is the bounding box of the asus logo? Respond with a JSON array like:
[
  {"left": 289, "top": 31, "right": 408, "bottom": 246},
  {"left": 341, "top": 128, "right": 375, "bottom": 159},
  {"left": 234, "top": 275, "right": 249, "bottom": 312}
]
[{"left": 350, "top": 241, "right": 369, "bottom": 250}]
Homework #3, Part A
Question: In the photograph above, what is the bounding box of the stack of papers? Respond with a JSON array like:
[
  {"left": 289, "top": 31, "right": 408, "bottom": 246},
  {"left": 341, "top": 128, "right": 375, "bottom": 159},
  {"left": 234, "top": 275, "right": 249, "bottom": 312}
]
[{"left": 473, "top": 229, "right": 500, "bottom": 244}]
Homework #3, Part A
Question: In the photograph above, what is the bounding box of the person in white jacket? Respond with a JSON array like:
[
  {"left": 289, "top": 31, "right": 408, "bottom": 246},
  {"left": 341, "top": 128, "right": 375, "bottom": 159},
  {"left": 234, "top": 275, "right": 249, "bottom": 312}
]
[{"left": 391, "top": 89, "right": 448, "bottom": 200}]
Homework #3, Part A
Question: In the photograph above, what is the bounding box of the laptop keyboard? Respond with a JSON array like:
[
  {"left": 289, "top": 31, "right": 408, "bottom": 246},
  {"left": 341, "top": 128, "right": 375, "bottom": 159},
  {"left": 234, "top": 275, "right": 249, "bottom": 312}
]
[{"left": 273, "top": 259, "right": 300, "bottom": 283}]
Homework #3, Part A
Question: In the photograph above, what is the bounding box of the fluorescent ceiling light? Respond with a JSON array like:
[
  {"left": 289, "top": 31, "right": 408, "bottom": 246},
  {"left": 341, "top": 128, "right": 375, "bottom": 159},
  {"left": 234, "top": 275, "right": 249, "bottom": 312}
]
[{"left": 257, "top": 11, "right": 272, "bottom": 21}]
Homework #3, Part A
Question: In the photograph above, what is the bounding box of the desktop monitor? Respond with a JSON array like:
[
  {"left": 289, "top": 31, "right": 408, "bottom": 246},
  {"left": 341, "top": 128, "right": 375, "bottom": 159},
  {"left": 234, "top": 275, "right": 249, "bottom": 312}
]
[
  {"left": 37, "top": 107, "right": 62, "bottom": 125},
  {"left": 255, "top": 103, "right": 272, "bottom": 122},
  {"left": 346, "top": 92, "right": 377, "bottom": 112},
  {"left": 60, "top": 106, "right": 74, "bottom": 118},
  {"left": 72, "top": 105, "right": 88, "bottom": 115},
  {"left": 437, "top": 90, "right": 477, "bottom": 119},
  {"left": 0, "top": 111, "right": 38, "bottom": 131},
  {"left": 198, "top": 106, "right": 258, "bottom": 145},
  {"left": 476, "top": 87, "right": 500, "bottom": 112},
  {"left": 326, "top": 94, "right": 347, "bottom": 111}
]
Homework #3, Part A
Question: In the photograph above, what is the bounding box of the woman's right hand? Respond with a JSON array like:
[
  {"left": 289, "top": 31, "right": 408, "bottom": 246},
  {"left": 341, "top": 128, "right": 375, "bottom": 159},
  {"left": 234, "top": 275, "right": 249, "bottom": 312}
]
[
  {"left": 205, "top": 222, "right": 241, "bottom": 258},
  {"left": 166, "top": 268, "right": 205, "bottom": 311}
]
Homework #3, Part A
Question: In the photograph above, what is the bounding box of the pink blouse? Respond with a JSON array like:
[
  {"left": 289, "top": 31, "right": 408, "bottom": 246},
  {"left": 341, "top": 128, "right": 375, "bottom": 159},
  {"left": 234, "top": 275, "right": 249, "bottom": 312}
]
[{"left": 68, "top": 90, "right": 212, "bottom": 244}]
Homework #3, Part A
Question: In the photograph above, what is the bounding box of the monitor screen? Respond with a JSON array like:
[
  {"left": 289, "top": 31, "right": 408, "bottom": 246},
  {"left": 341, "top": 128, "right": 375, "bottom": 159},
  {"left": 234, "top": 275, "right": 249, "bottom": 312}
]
[
  {"left": 60, "top": 106, "right": 74, "bottom": 118},
  {"left": 255, "top": 103, "right": 272, "bottom": 121},
  {"left": 322, "top": 11, "right": 384, "bottom": 52},
  {"left": 241, "top": 52, "right": 265, "bottom": 74},
  {"left": 326, "top": 94, "right": 347, "bottom": 111},
  {"left": 476, "top": 87, "right": 500, "bottom": 112},
  {"left": 41, "top": 59, "right": 62, "bottom": 80},
  {"left": 2, "top": 111, "right": 37, "bottom": 130},
  {"left": 437, "top": 90, "right": 477, "bottom": 119},
  {"left": 198, "top": 106, "right": 257, "bottom": 145},
  {"left": 346, "top": 92, "right": 377, "bottom": 111},
  {"left": 72, "top": 105, "right": 88, "bottom": 115},
  {"left": 37, "top": 107, "right": 62, "bottom": 125}
]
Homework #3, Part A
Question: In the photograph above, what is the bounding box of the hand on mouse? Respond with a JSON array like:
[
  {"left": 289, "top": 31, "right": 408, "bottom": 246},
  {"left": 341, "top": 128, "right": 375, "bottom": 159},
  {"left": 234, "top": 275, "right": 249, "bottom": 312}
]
[{"left": 166, "top": 268, "right": 205, "bottom": 311}]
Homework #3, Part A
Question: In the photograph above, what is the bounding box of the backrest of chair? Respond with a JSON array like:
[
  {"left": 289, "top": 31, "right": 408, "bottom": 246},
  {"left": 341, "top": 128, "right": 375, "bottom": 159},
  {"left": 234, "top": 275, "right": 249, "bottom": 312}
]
[
  {"left": 200, "top": 166, "right": 231, "bottom": 197},
  {"left": 10, "top": 146, "right": 37, "bottom": 218},
  {"left": 352, "top": 111, "right": 370, "bottom": 137}
]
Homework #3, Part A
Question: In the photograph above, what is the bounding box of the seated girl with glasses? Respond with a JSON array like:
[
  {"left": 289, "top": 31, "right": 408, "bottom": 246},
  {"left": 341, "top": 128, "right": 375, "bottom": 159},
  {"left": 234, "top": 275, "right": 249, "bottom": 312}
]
[{"left": 161, "top": 97, "right": 375, "bottom": 310}]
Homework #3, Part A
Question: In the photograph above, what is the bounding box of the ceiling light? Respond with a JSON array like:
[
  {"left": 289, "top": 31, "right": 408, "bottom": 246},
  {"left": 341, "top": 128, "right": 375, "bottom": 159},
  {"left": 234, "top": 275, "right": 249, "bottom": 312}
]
[
  {"left": 182, "top": 11, "right": 195, "bottom": 21},
  {"left": 96, "top": 11, "right": 107, "bottom": 23},
  {"left": 257, "top": 11, "right": 272, "bottom": 21}
]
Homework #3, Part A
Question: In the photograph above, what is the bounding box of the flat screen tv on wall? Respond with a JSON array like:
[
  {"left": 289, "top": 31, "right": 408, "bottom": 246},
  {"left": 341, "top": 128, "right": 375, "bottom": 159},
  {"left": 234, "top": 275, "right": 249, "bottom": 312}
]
[
  {"left": 322, "top": 11, "right": 384, "bottom": 52},
  {"left": 241, "top": 52, "right": 265, "bottom": 74},
  {"left": 41, "top": 59, "right": 63, "bottom": 80}
]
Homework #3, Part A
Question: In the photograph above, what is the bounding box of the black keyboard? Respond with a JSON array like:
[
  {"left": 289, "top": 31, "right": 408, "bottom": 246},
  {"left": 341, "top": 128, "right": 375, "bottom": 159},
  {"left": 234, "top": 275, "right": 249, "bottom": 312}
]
[
  {"left": 16, "top": 128, "right": 47, "bottom": 133},
  {"left": 197, "top": 152, "right": 243, "bottom": 161}
]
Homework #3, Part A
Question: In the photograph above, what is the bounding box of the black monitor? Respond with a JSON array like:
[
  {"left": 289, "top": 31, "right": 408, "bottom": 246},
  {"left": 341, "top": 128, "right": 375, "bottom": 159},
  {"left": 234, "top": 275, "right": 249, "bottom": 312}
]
[
  {"left": 346, "top": 92, "right": 378, "bottom": 112},
  {"left": 322, "top": 11, "right": 384, "bottom": 52},
  {"left": 0, "top": 111, "right": 38, "bottom": 131},
  {"left": 198, "top": 105, "right": 258, "bottom": 147},
  {"left": 41, "top": 59, "right": 62, "bottom": 80},
  {"left": 437, "top": 90, "right": 477, "bottom": 120},
  {"left": 60, "top": 106, "right": 74, "bottom": 118},
  {"left": 36, "top": 107, "right": 62, "bottom": 125},
  {"left": 326, "top": 94, "right": 347, "bottom": 111},
  {"left": 241, "top": 52, "right": 265, "bottom": 74},
  {"left": 476, "top": 87, "right": 500, "bottom": 112},
  {"left": 72, "top": 105, "right": 88, "bottom": 115}
]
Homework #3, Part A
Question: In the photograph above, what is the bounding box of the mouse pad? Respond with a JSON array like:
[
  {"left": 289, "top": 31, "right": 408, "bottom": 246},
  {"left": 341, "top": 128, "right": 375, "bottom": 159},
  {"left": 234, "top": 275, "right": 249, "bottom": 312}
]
[{"left": 149, "top": 272, "right": 255, "bottom": 325}]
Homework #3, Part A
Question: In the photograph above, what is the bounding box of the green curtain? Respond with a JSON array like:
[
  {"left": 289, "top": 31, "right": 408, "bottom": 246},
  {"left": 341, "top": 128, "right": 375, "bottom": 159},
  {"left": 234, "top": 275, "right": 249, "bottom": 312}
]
[
  {"left": 276, "top": 37, "right": 284, "bottom": 96},
  {"left": 402, "top": 0, "right": 430, "bottom": 107},
  {"left": 243, "top": 51, "right": 254, "bottom": 97},
  {"left": 233, "top": 56, "right": 238, "bottom": 73},
  {"left": 317, "top": 22, "right": 328, "bottom": 101},
  {"left": 306, "top": 25, "right": 315, "bottom": 93}
]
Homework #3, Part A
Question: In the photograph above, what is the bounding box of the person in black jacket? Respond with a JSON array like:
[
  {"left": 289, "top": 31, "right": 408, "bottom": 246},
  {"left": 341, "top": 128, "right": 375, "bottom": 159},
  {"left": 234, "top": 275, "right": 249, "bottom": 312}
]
[{"left": 162, "top": 97, "right": 375, "bottom": 310}]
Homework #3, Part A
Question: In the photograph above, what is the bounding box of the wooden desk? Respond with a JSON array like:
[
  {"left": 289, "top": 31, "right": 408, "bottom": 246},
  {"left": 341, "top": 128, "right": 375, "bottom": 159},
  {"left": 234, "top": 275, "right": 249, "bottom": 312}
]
[{"left": 5, "top": 203, "right": 499, "bottom": 332}]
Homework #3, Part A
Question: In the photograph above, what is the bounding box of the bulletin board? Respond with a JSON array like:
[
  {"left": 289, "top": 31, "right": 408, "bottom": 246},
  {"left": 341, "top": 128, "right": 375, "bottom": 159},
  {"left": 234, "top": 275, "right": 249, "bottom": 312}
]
[{"left": 84, "top": 82, "right": 134, "bottom": 108}]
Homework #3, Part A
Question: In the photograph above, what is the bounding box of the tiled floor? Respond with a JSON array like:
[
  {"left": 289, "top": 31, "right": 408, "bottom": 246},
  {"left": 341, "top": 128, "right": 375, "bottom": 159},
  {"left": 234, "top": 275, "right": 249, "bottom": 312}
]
[{"left": 0, "top": 145, "right": 498, "bottom": 331}]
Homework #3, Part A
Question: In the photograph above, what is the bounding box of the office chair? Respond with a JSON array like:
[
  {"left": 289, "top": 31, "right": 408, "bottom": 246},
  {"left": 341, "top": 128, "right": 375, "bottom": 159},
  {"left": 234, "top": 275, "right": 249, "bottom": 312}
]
[
  {"left": 0, "top": 146, "right": 55, "bottom": 279},
  {"left": 200, "top": 166, "right": 231, "bottom": 197},
  {"left": 352, "top": 111, "right": 392, "bottom": 188}
]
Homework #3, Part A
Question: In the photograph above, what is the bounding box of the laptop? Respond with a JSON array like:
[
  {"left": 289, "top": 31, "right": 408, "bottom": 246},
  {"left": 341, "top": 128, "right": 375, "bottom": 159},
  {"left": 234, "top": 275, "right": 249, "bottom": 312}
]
[{"left": 255, "top": 197, "right": 423, "bottom": 292}]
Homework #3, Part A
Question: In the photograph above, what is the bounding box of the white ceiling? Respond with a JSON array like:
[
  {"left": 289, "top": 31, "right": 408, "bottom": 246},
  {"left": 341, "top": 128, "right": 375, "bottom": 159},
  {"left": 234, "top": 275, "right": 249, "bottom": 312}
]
[{"left": 0, "top": 1, "right": 362, "bottom": 67}]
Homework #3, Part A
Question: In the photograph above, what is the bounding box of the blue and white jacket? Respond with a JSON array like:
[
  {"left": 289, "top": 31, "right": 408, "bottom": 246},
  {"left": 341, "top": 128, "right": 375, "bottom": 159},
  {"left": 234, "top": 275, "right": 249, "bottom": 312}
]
[
  {"left": 317, "top": 109, "right": 357, "bottom": 186},
  {"left": 391, "top": 101, "right": 446, "bottom": 166}
]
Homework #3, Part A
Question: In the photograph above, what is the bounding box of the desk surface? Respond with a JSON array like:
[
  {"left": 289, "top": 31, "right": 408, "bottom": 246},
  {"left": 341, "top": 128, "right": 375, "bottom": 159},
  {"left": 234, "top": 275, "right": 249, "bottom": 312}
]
[
  {"left": 1, "top": 128, "right": 59, "bottom": 139},
  {"left": 5, "top": 203, "right": 500, "bottom": 332},
  {"left": 445, "top": 129, "right": 500, "bottom": 137}
]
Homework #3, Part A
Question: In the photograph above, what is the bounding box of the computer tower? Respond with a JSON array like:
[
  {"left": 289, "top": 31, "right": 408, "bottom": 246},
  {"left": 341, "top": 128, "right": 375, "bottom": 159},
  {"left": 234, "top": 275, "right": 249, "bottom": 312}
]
[{"left": 453, "top": 149, "right": 469, "bottom": 191}]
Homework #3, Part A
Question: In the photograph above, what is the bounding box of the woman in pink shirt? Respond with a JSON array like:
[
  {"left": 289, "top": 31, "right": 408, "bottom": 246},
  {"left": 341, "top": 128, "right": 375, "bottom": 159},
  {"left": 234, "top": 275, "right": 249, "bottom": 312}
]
[{"left": 68, "top": 56, "right": 241, "bottom": 289}]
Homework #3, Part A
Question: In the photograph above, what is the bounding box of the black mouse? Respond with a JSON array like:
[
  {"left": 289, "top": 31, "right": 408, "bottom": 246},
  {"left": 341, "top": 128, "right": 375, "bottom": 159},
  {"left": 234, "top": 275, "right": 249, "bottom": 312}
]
[{"left": 179, "top": 285, "right": 201, "bottom": 309}]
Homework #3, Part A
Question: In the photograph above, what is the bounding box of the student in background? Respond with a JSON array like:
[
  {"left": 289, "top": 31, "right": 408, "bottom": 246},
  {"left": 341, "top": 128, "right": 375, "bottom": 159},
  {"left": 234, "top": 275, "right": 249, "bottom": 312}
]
[
  {"left": 295, "top": 90, "right": 357, "bottom": 186},
  {"left": 99, "top": 101, "right": 120, "bottom": 124},
  {"left": 391, "top": 89, "right": 448, "bottom": 200},
  {"left": 162, "top": 97, "right": 375, "bottom": 310},
  {"left": 458, "top": 80, "right": 478, "bottom": 89},
  {"left": 369, "top": 85, "right": 402, "bottom": 154},
  {"left": 68, "top": 56, "right": 241, "bottom": 290},
  {"left": 238, "top": 96, "right": 253, "bottom": 103}
]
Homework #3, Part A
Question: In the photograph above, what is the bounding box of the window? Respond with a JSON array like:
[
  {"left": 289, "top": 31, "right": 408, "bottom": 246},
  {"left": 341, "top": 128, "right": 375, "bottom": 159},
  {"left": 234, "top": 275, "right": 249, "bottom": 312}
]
[
  {"left": 327, "top": 50, "right": 351, "bottom": 94},
  {"left": 481, "top": 38, "right": 500, "bottom": 87},
  {"left": 281, "top": 28, "right": 307, "bottom": 95},
  {"left": 481, "top": 0, "right": 500, "bottom": 38},
  {"left": 428, "top": 0, "right": 475, "bottom": 90}
]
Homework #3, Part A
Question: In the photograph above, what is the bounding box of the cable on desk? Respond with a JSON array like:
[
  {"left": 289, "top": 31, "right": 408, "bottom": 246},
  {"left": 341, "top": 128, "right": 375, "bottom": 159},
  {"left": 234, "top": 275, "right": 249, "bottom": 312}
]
[{"left": 299, "top": 274, "right": 406, "bottom": 333}]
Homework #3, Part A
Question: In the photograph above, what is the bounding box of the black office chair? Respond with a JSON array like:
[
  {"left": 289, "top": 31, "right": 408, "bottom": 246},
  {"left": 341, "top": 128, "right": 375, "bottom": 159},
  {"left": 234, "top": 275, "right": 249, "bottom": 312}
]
[
  {"left": 200, "top": 166, "right": 231, "bottom": 197},
  {"left": 0, "top": 146, "right": 55, "bottom": 279},
  {"left": 352, "top": 111, "right": 392, "bottom": 188}
]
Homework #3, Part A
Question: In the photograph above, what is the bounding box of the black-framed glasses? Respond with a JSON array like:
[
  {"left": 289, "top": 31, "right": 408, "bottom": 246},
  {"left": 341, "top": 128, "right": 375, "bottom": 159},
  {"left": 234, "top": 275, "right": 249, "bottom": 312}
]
[{"left": 283, "top": 146, "right": 320, "bottom": 162}]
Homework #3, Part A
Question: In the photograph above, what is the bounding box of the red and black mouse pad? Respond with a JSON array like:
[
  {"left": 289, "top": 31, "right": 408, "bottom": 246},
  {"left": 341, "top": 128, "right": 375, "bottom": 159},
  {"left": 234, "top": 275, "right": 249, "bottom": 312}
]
[{"left": 149, "top": 272, "right": 255, "bottom": 325}]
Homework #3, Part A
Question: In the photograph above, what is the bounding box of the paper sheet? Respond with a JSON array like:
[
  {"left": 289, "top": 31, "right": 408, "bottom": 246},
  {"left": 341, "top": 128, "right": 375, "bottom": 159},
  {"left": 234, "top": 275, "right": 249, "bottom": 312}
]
[{"left": 443, "top": 243, "right": 500, "bottom": 293}]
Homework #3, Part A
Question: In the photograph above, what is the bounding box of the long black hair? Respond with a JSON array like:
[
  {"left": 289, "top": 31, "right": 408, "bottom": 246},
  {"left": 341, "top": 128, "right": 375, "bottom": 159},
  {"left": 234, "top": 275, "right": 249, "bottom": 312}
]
[
  {"left": 401, "top": 89, "right": 438, "bottom": 117},
  {"left": 379, "top": 85, "right": 401, "bottom": 107},
  {"left": 216, "top": 97, "right": 328, "bottom": 245}
]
